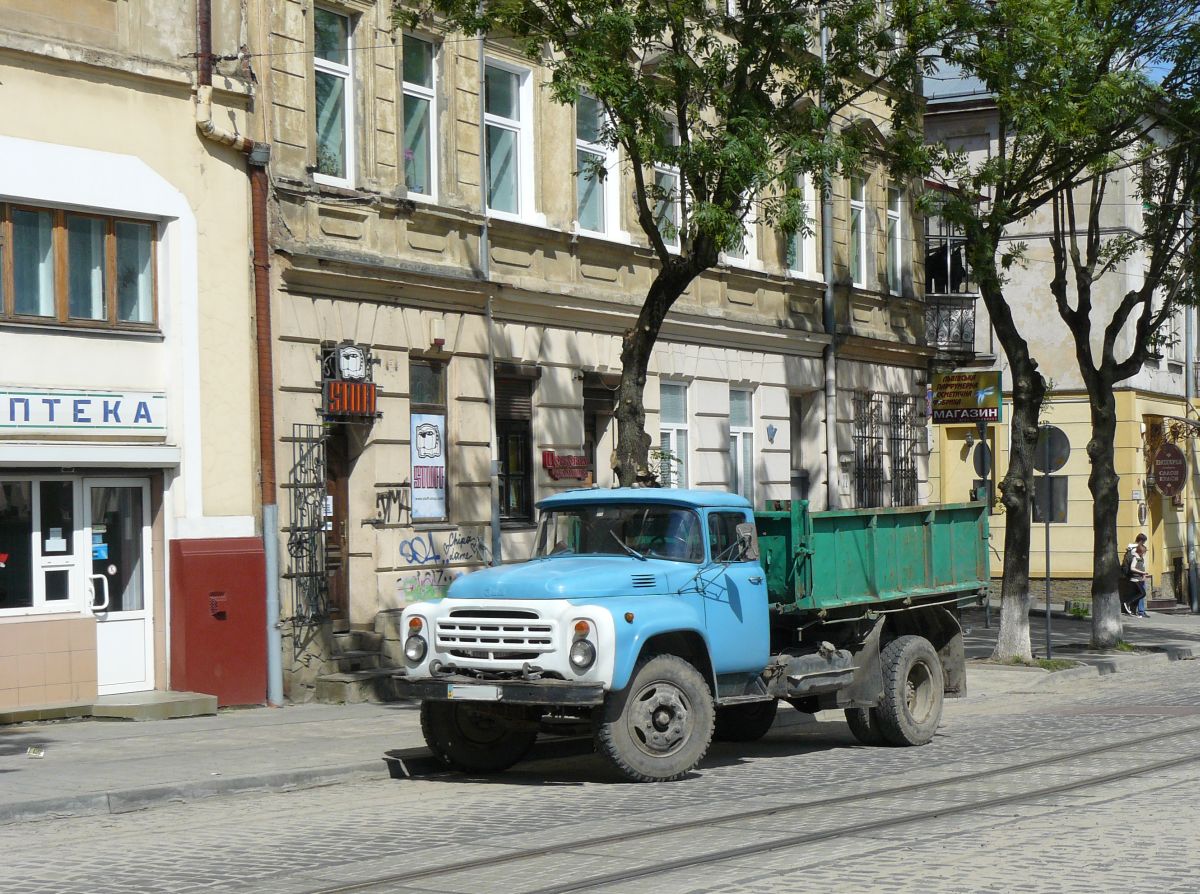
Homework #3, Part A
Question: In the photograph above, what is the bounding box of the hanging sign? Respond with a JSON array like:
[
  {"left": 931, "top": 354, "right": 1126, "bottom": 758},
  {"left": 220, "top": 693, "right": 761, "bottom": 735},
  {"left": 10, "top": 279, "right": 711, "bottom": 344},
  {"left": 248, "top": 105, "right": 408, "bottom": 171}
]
[
  {"left": 1152, "top": 443, "right": 1187, "bottom": 497},
  {"left": 411, "top": 413, "right": 447, "bottom": 519},
  {"left": 321, "top": 342, "right": 379, "bottom": 420},
  {"left": 930, "top": 371, "right": 1002, "bottom": 424}
]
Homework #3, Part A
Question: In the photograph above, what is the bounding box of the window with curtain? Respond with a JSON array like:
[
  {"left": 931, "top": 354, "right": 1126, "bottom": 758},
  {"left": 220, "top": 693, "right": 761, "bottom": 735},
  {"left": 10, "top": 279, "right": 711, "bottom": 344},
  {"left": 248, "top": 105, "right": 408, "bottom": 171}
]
[
  {"left": 1, "top": 204, "right": 157, "bottom": 329},
  {"left": 659, "top": 382, "right": 689, "bottom": 487},
  {"left": 787, "top": 174, "right": 818, "bottom": 277},
  {"left": 653, "top": 125, "right": 681, "bottom": 249},
  {"left": 484, "top": 62, "right": 529, "bottom": 215},
  {"left": 850, "top": 176, "right": 866, "bottom": 287},
  {"left": 314, "top": 6, "right": 353, "bottom": 183},
  {"left": 576, "top": 94, "right": 617, "bottom": 234},
  {"left": 729, "top": 389, "right": 754, "bottom": 504},
  {"left": 887, "top": 184, "right": 902, "bottom": 294},
  {"left": 402, "top": 35, "right": 436, "bottom": 198}
]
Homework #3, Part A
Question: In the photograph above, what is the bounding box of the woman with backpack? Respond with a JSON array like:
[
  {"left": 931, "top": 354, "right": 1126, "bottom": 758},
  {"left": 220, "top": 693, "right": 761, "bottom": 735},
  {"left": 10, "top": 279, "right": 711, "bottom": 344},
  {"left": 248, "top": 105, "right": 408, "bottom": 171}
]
[{"left": 1122, "top": 533, "right": 1150, "bottom": 618}]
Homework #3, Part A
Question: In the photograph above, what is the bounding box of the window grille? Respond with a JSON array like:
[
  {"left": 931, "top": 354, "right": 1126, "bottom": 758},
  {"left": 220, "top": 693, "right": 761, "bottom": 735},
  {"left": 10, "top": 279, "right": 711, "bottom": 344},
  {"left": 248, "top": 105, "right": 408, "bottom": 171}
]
[
  {"left": 853, "top": 391, "right": 885, "bottom": 508},
  {"left": 889, "top": 395, "right": 922, "bottom": 507}
]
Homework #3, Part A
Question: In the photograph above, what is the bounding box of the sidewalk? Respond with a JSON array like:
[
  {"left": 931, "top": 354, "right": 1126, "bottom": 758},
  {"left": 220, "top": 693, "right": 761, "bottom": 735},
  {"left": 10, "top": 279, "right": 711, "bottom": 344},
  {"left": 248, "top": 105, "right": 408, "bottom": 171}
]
[{"left": 2, "top": 606, "right": 1197, "bottom": 826}]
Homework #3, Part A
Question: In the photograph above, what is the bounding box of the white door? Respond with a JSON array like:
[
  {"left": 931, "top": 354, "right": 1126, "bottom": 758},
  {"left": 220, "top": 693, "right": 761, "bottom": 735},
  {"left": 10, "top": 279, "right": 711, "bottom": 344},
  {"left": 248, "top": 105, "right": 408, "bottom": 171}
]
[{"left": 86, "top": 480, "right": 154, "bottom": 695}]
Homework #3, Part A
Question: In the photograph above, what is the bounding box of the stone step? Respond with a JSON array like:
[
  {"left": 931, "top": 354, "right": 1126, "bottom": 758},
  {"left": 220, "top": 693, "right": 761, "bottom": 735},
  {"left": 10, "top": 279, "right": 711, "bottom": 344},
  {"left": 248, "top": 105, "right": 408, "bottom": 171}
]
[
  {"left": 333, "top": 629, "right": 384, "bottom": 654},
  {"left": 314, "top": 669, "right": 406, "bottom": 704},
  {"left": 329, "top": 650, "right": 382, "bottom": 672},
  {"left": 91, "top": 690, "right": 219, "bottom": 721}
]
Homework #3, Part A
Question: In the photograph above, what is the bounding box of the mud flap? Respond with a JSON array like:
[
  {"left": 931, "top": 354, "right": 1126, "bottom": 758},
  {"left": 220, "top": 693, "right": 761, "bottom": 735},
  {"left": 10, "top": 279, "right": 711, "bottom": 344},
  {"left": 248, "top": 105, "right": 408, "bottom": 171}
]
[{"left": 837, "top": 616, "right": 885, "bottom": 709}]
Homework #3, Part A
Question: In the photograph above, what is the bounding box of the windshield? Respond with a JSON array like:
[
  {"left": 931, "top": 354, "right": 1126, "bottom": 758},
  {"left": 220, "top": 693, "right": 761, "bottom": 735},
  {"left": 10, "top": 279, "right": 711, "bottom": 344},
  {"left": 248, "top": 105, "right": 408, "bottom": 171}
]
[{"left": 534, "top": 503, "right": 705, "bottom": 563}]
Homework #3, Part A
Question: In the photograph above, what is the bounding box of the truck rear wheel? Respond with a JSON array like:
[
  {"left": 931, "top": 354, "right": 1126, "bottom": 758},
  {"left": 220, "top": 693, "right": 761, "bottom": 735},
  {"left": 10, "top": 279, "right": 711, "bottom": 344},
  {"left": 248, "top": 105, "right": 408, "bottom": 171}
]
[
  {"left": 844, "top": 707, "right": 888, "bottom": 746},
  {"left": 714, "top": 699, "right": 778, "bottom": 742},
  {"left": 595, "top": 654, "right": 715, "bottom": 782},
  {"left": 874, "top": 635, "right": 944, "bottom": 746},
  {"left": 421, "top": 701, "right": 539, "bottom": 773}
]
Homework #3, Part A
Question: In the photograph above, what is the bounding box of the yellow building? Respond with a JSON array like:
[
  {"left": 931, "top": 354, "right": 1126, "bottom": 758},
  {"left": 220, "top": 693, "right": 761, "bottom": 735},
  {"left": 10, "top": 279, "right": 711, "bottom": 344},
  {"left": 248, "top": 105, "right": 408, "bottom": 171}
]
[{"left": 925, "top": 89, "right": 1197, "bottom": 610}]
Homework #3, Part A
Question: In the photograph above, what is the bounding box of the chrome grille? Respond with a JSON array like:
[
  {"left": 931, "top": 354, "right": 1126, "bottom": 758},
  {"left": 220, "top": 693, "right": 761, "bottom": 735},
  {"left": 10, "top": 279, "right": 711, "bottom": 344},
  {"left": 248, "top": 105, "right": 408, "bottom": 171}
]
[{"left": 437, "top": 610, "right": 555, "bottom": 660}]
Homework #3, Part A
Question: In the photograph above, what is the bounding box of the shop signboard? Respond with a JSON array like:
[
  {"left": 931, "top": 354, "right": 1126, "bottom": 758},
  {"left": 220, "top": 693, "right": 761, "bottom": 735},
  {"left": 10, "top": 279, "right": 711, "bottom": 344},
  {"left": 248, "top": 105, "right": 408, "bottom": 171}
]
[
  {"left": 542, "top": 450, "right": 589, "bottom": 481},
  {"left": 411, "top": 413, "right": 447, "bottom": 519},
  {"left": 0, "top": 388, "right": 167, "bottom": 437},
  {"left": 930, "top": 371, "right": 1002, "bottom": 424},
  {"left": 1152, "top": 443, "right": 1187, "bottom": 497}
]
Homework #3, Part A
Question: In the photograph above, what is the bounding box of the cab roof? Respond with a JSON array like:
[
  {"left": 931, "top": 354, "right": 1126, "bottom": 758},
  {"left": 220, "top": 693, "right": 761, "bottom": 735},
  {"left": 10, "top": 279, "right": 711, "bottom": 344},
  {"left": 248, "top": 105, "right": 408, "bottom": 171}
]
[{"left": 537, "top": 487, "right": 752, "bottom": 511}]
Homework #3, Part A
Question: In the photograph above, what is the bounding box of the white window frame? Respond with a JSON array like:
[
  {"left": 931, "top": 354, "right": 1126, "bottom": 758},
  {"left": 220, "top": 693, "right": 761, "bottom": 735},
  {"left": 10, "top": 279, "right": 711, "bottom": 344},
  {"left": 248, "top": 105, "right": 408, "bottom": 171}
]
[
  {"left": 659, "top": 381, "right": 689, "bottom": 488},
  {"left": 723, "top": 195, "right": 762, "bottom": 270},
  {"left": 574, "top": 94, "right": 625, "bottom": 239},
  {"left": 313, "top": 6, "right": 355, "bottom": 188},
  {"left": 887, "top": 184, "right": 902, "bottom": 294},
  {"left": 652, "top": 124, "right": 682, "bottom": 252},
  {"left": 850, "top": 176, "right": 867, "bottom": 287},
  {"left": 729, "top": 388, "right": 755, "bottom": 504},
  {"left": 788, "top": 173, "right": 819, "bottom": 279},
  {"left": 483, "top": 57, "right": 537, "bottom": 222},
  {"left": 401, "top": 34, "right": 438, "bottom": 203}
]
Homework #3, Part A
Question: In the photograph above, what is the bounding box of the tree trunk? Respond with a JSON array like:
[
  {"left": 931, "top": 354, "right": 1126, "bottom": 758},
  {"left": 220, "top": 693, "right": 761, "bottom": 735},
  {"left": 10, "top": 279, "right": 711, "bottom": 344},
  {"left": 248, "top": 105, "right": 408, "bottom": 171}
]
[
  {"left": 1086, "top": 385, "right": 1123, "bottom": 647},
  {"left": 613, "top": 265, "right": 692, "bottom": 487},
  {"left": 991, "top": 366, "right": 1044, "bottom": 661}
]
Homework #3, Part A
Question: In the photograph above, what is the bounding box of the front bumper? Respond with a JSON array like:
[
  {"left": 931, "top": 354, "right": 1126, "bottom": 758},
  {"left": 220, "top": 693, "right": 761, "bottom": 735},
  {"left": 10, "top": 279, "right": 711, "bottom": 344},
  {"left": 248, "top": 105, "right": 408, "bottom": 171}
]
[{"left": 393, "top": 672, "right": 606, "bottom": 706}]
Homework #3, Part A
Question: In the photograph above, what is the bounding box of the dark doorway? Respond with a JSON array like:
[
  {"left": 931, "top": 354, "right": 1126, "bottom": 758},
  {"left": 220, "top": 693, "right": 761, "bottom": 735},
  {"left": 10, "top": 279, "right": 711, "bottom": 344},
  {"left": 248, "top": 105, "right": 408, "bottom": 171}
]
[{"left": 324, "top": 427, "right": 351, "bottom": 626}]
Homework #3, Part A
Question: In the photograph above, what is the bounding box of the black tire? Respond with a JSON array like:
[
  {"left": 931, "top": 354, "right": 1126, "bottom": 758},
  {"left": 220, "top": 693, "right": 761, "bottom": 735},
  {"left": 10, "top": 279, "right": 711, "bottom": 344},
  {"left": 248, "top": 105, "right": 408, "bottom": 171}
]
[
  {"left": 873, "top": 635, "right": 944, "bottom": 747},
  {"left": 844, "top": 707, "right": 889, "bottom": 746},
  {"left": 595, "top": 654, "right": 715, "bottom": 782},
  {"left": 420, "top": 701, "right": 539, "bottom": 773},
  {"left": 714, "top": 699, "right": 779, "bottom": 742}
]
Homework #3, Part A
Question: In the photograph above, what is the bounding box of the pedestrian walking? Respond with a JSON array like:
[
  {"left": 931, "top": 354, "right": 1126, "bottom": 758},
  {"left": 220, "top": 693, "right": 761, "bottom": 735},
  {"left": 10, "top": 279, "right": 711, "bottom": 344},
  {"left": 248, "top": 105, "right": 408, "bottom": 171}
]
[{"left": 1122, "top": 533, "right": 1150, "bottom": 618}]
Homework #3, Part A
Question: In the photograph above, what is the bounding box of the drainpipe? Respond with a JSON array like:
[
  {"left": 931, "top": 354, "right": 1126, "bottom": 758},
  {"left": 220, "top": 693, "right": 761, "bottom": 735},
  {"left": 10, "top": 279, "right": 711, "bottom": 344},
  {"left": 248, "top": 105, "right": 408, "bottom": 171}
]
[
  {"left": 1188, "top": 305, "right": 1198, "bottom": 612},
  {"left": 195, "top": 0, "right": 283, "bottom": 705},
  {"left": 479, "top": 25, "right": 501, "bottom": 566},
  {"left": 819, "top": 12, "right": 840, "bottom": 510}
]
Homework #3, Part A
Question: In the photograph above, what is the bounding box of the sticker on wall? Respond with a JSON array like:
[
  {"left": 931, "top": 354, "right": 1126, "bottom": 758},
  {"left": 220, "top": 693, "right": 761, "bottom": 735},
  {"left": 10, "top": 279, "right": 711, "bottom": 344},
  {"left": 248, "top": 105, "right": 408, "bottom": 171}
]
[
  {"left": 92, "top": 543, "right": 109, "bottom": 561},
  {"left": 411, "top": 413, "right": 447, "bottom": 520}
]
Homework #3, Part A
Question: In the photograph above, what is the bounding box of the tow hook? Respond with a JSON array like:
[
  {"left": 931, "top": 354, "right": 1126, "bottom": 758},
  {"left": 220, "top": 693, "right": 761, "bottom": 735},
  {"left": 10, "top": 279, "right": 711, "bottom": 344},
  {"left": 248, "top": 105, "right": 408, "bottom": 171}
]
[{"left": 521, "top": 662, "right": 544, "bottom": 681}]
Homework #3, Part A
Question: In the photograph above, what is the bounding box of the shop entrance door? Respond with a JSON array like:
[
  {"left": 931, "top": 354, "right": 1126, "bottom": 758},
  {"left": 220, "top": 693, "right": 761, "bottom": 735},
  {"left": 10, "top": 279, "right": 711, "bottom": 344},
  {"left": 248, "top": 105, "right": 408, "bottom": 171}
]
[{"left": 86, "top": 480, "right": 153, "bottom": 695}]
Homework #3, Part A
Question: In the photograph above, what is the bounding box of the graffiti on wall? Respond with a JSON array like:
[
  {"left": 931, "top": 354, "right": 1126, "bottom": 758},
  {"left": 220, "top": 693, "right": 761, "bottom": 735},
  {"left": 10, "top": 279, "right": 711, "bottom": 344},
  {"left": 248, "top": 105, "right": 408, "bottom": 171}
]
[
  {"left": 395, "top": 527, "right": 491, "bottom": 602},
  {"left": 374, "top": 483, "right": 411, "bottom": 526}
]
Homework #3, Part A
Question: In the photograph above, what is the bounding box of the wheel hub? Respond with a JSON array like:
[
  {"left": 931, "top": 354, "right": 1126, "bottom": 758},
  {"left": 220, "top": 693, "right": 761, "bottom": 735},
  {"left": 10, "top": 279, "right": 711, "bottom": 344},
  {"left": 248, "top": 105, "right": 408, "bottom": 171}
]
[{"left": 629, "top": 683, "right": 691, "bottom": 755}]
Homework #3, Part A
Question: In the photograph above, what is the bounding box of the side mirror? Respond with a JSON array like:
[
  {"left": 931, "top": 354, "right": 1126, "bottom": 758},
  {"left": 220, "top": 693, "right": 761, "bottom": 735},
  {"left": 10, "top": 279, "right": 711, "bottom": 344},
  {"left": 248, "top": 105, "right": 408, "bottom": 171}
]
[{"left": 735, "top": 522, "right": 759, "bottom": 562}]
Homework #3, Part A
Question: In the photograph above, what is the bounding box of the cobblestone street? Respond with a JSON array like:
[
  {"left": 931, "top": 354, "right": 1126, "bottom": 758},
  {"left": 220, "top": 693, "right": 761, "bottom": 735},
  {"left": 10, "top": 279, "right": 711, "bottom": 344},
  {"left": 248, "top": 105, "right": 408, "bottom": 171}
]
[{"left": 5, "top": 659, "right": 1200, "bottom": 894}]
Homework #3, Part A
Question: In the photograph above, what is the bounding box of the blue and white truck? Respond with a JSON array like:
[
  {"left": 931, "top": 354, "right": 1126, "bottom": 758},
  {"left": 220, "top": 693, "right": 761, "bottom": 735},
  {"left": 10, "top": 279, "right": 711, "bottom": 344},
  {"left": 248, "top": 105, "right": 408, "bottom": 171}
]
[{"left": 394, "top": 488, "right": 989, "bottom": 782}]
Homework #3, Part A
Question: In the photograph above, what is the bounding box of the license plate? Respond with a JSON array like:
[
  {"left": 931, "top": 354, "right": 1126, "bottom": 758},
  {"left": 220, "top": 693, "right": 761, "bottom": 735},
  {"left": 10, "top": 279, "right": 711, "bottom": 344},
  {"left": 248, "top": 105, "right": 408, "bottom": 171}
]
[{"left": 447, "top": 684, "right": 501, "bottom": 701}]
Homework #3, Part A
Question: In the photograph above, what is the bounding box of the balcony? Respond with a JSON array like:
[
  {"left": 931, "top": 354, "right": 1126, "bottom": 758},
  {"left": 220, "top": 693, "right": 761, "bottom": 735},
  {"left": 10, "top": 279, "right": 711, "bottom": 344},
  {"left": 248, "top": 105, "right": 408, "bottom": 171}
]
[{"left": 924, "top": 229, "right": 978, "bottom": 357}]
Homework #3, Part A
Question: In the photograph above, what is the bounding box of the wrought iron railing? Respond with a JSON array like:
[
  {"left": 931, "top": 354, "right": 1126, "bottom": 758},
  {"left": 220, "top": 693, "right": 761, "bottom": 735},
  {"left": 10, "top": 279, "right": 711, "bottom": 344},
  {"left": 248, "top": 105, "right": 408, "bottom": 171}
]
[
  {"left": 925, "top": 292, "right": 978, "bottom": 354},
  {"left": 924, "top": 228, "right": 979, "bottom": 355}
]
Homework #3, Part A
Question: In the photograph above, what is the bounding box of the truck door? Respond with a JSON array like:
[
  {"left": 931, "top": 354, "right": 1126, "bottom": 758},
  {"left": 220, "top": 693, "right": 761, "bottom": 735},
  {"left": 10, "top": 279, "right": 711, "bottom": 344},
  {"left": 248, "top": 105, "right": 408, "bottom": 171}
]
[{"left": 702, "top": 510, "right": 770, "bottom": 674}]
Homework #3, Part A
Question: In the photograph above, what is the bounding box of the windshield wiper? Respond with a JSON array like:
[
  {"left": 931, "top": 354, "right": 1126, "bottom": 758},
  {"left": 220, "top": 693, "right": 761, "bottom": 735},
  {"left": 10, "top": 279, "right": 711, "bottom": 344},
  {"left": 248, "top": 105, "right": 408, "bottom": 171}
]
[{"left": 610, "top": 530, "right": 647, "bottom": 561}]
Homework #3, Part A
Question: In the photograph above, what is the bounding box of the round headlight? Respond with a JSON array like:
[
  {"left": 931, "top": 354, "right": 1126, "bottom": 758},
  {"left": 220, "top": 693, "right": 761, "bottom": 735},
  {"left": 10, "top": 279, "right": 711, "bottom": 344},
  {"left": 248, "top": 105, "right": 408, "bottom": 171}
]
[
  {"left": 404, "top": 635, "right": 427, "bottom": 663},
  {"left": 569, "top": 638, "right": 596, "bottom": 671}
]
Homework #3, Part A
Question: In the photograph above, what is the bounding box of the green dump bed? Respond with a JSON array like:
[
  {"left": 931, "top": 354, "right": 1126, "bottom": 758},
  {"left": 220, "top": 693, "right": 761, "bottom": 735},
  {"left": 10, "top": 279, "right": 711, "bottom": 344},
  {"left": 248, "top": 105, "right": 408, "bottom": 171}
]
[{"left": 754, "top": 500, "right": 990, "bottom": 612}]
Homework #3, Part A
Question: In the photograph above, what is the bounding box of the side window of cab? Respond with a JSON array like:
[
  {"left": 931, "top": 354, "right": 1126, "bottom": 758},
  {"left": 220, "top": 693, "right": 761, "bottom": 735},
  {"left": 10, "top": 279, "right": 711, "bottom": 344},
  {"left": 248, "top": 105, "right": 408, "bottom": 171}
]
[{"left": 708, "top": 511, "right": 750, "bottom": 562}]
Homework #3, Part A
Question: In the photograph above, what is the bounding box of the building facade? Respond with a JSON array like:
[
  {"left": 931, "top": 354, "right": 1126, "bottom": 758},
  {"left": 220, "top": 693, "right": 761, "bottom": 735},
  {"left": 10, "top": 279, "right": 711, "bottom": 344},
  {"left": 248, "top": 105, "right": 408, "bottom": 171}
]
[
  {"left": 0, "top": 0, "right": 262, "bottom": 713},
  {"left": 924, "top": 86, "right": 1198, "bottom": 608},
  {"left": 251, "top": 1, "right": 937, "bottom": 698}
]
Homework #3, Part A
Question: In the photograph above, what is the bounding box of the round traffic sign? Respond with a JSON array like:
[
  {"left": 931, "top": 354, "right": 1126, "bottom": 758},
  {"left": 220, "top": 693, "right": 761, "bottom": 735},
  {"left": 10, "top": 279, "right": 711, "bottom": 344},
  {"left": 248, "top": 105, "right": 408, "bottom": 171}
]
[
  {"left": 1034, "top": 425, "right": 1070, "bottom": 474},
  {"left": 1153, "top": 443, "right": 1187, "bottom": 497}
]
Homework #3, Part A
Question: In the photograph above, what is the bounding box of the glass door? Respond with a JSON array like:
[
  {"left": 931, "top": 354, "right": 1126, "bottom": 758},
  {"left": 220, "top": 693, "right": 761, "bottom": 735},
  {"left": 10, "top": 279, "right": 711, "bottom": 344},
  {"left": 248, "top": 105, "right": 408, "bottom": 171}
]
[{"left": 86, "top": 479, "right": 153, "bottom": 694}]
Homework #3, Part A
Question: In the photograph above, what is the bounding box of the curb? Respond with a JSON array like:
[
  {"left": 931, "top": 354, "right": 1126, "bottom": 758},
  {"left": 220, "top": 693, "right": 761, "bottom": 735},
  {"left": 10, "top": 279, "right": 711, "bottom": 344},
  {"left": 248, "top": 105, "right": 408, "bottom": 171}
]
[{"left": 0, "top": 760, "right": 384, "bottom": 827}]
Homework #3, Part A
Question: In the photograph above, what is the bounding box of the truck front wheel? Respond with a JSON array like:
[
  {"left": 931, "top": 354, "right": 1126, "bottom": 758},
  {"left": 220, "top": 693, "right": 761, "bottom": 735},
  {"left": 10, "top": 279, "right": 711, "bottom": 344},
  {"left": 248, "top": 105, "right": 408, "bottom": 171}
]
[
  {"left": 595, "top": 654, "right": 715, "bottom": 782},
  {"left": 421, "top": 701, "right": 539, "bottom": 773},
  {"left": 874, "top": 635, "right": 944, "bottom": 746}
]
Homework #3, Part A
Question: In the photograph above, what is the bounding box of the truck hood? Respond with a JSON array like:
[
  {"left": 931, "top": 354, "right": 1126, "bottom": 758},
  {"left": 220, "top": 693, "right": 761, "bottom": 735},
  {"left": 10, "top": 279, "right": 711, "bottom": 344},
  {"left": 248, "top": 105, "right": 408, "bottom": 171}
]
[{"left": 448, "top": 556, "right": 696, "bottom": 600}]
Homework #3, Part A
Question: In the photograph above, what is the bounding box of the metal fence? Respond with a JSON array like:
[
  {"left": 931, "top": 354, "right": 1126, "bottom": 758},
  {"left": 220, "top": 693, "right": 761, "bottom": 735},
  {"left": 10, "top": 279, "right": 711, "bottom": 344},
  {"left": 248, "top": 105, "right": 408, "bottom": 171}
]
[{"left": 286, "top": 423, "right": 329, "bottom": 627}]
